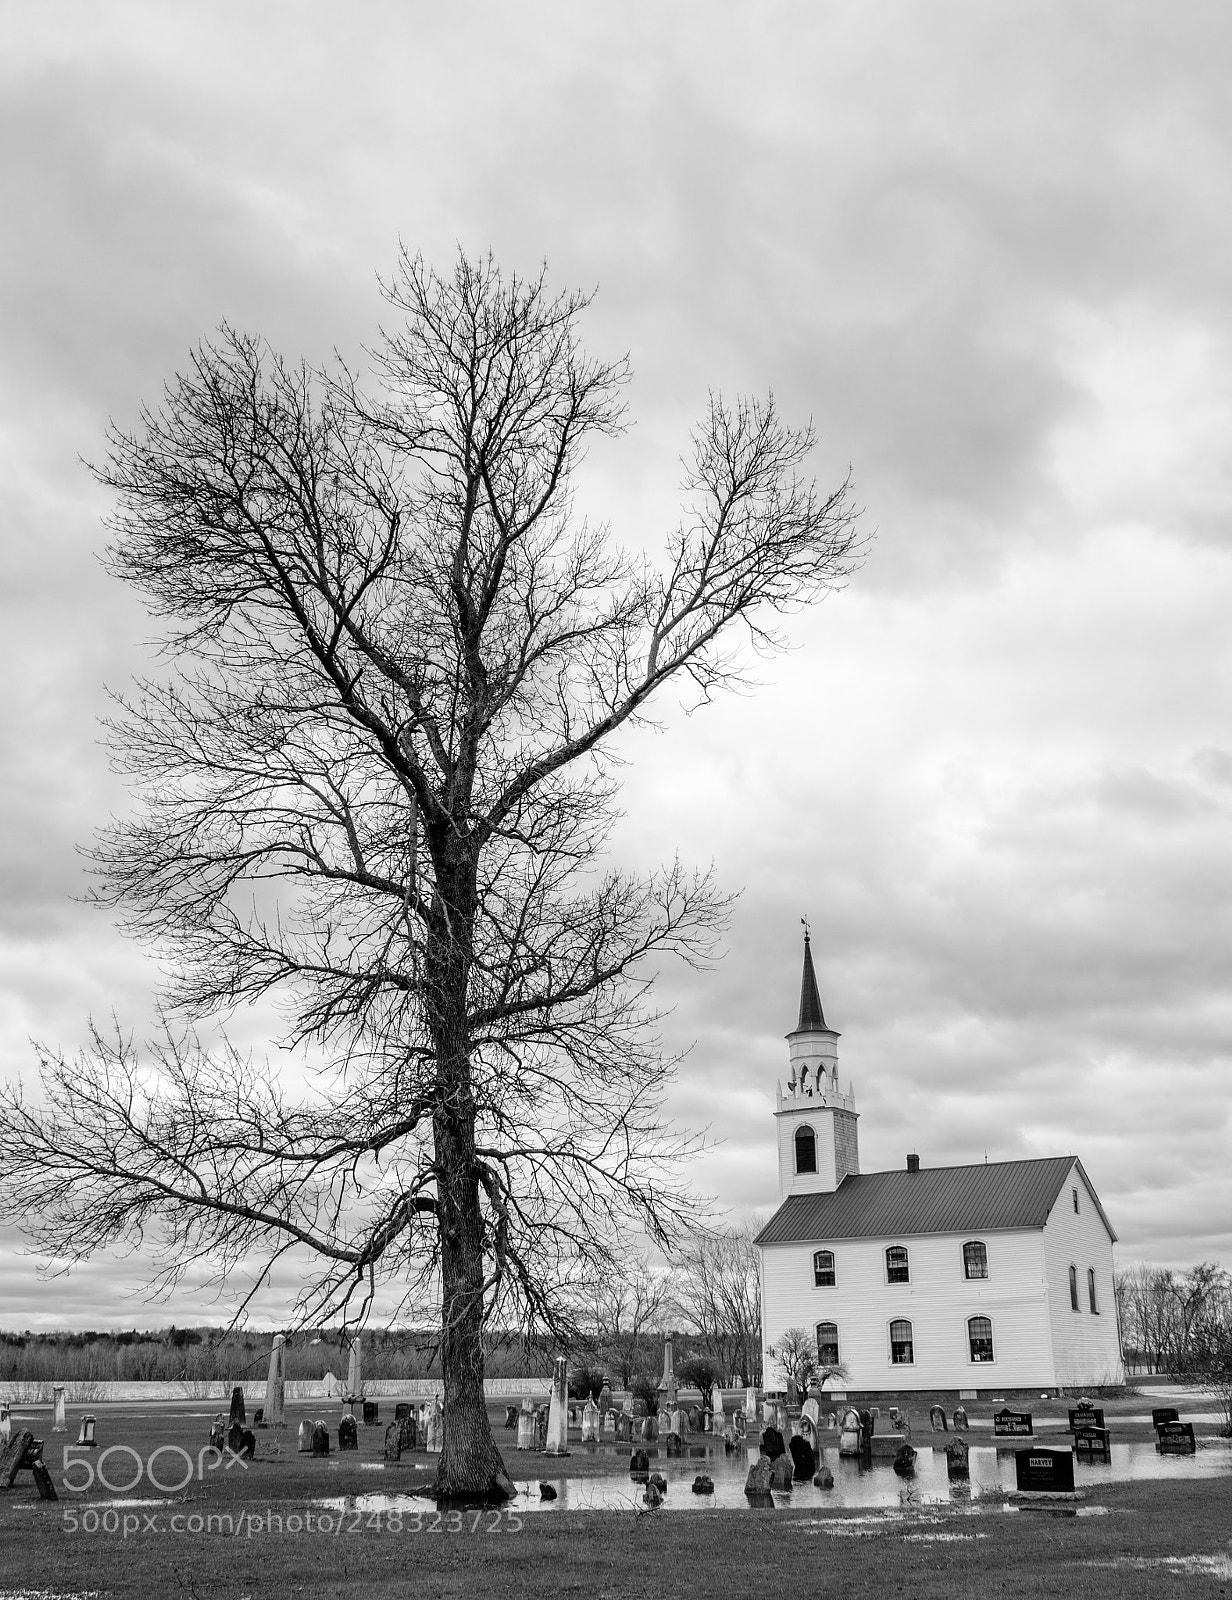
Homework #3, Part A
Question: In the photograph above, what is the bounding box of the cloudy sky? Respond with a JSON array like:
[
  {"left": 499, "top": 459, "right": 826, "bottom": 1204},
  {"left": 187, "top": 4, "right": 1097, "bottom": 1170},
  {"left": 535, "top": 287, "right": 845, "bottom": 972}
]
[{"left": 3, "top": 1, "right": 1231, "bottom": 1329}]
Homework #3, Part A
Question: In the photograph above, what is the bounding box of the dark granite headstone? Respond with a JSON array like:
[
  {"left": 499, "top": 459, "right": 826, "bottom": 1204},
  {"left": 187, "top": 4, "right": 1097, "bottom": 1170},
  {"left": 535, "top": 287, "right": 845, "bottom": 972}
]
[
  {"left": 1156, "top": 1420, "right": 1196, "bottom": 1454},
  {"left": 692, "top": 1473, "right": 715, "bottom": 1494},
  {"left": 32, "top": 1461, "right": 57, "bottom": 1501},
  {"left": 252, "top": 1407, "right": 264, "bottom": 1428},
  {"left": 1068, "top": 1404, "right": 1105, "bottom": 1432},
  {"left": 238, "top": 1428, "right": 256, "bottom": 1461},
  {"left": 226, "top": 1420, "right": 245, "bottom": 1456},
  {"left": 338, "top": 1415, "right": 359, "bottom": 1451},
  {"left": 1014, "top": 1447, "right": 1076, "bottom": 1493},
  {"left": 1074, "top": 1424, "right": 1111, "bottom": 1461},
  {"left": 993, "top": 1408, "right": 1033, "bottom": 1437},
  {"left": 629, "top": 1449, "right": 650, "bottom": 1478},
  {"left": 362, "top": 1400, "right": 379, "bottom": 1426},
  {"left": 504, "top": 1405, "right": 519, "bottom": 1428},
  {"left": 311, "top": 1421, "right": 330, "bottom": 1456},
  {"left": 395, "top": 1402, "right": 411, "bottom": 1422},
  {"left": 789, "top": 1435, "right": 816, "bottom": 1480},
  {"left": 1151, "top": 1407, "right": 1180, "bottom": 1430},
  {"left": 760, "top": 1426, "right": 786, "bottom": 1461},
  {"left": 76, "top": 1415, "right": 97, "bottom": 1448},
  {"left": 399, "top": 1415, "right": 416, "bottom": 1451},
  {"left": 228, "top": 1386, "right": 246, "bottom": 1426}
]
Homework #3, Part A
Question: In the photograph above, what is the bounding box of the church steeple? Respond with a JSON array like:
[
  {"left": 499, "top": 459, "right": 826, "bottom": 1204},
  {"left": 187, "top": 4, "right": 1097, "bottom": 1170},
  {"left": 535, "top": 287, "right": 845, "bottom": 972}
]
[
  {"left": 797, "top": 929, "right": 827, "bottom": 1032},
  {"left": 775, "top": 926, "right": 859, "bottom": 1198}
]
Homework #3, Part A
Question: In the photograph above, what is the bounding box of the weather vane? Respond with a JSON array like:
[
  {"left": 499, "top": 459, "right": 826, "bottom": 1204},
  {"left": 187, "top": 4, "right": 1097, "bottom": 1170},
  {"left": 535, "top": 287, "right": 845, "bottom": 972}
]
[{"left": 801, "top": 914, "right": 811, "bottom": 937}]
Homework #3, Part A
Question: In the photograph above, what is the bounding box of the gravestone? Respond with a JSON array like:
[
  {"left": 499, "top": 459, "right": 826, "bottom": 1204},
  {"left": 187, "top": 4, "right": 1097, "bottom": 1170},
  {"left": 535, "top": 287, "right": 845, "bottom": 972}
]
[
  {"left": 692, "top": 1474, "right": 715, "bottom": 1494},
  {"left": 361, "top": 1400, "right": 378, "bottom": 1427},
  {"left": 210, "top": 1415, "right": 226, "bottom": 1451},
  {"left": 613, "top": 1412, "right": 631, "bottom": 1444},
  {"left": 503, "top": 1405, "right": 518, "bottom": 1429},
  {"left": 760, "top": 1425, "right": 785, "bottom": 1461},
  {"left": 797, "top": 1414, "right": 817, "bottom": 1450},
  {"left": 888, "top": 1406, "right": 903, "bottom": 1430},
  {"left": 582, "top": 1396, "right": 600, "bottom": 1442},
  {"left": 345, "top": 1336, "right": 363, "bottom": 1408},
  {"left": 1156, "top": 1420, "right": 1196, "bottom": 1454},
  {"left": 395, "top": 1402, "right": 412, "bottom": 1422},
  {"left": 665, "top": 1431, "right": 683, "bottom": 1458},
  {"left": 733, "top": 1410, "right": 747, "bottom": 1439},
  {"left": 228, "top": 1386, "right": 246, "bottom": 1426},
  {"left": 311, "top": 1421, "right": 330, "bottom": 1456},
  {"left": 892, "top": 1443, "right": 917, "bottom": 1477},
  {"left": 945, "top": 1437, "right": 970, "bottom": 1479},
  {"left": 656, "top": 1409, "right": 671, "bottom": 1439},
  {"left": 76, "top": 1415, "right": 97, "bottom": 1448},
  {"left": 264, "top": 1333, "right": 286, "bottom": 1428},
  {"left": 32, "top": 1460, "right": 57, "bottom": 1501},
  {"left": 629, "top": 1449, "right": 650, "bottom": 1478},
  {"left": 631, "top": 1396, "right": 647, "bottom": 1418},
  {"left": 0, "top": 1404, "right": 10, "bottom": 1445},
  {"left": 643, "top": 1479, "right": 662, "bottom": 1508},
  {"left": 52, "top": 1385, "right": 66, "bottom": 1434},
  {"left": 838, "top": 1408, "right": 862, "bottom": 1457},
  {"left": 929, "top": 1404, "right": 948, "bottom": 1432},
  {"left": 383, "top": 1422, "right": 402, "bottom": 1461},
  {"left": 426, "top": 1398, "right": 443, "bottom": 1453},
  {"left": 0, "top": 1430, "right": 35, "bottom": 1491},
  {"left": 769, "top": 1452, "right": 794, "bottom": 1491},
  {"left": 544, "top": 1355, "right": 569, "bottom": 1455},
  {"left": 952, "top": 1406, "right": 969, "bottom": 1431},
  {"left": 993, "top": 1408, "right": 1033, "bottom": 1438},
  {"left": 602, "top": 1410, "right": 615, "bottom": 1438},
  {"left": 598, "top": 1383, "right": 612, "bottom": 1422},
  {"left": 711, "top": 1383, "right": 726, "bottom": 1437},
  {"left": 338, "top": 1415, "right": 359, "bottom": 1451},
  {"left": 516, "top": 1397, "right": 536, "bottom": 1450},
  {"left": 814, "top": 1463, "right": 834, "bottom": 1489},
  {"left": 788, "top": 1435, "right": 816, "bottom": 1480},
  {"left": 1152, "top": 1406, "right": 1180, "bottom": 1430},
  {"left": 399, "top": 1414, "right": 416, "bottom": 1452},
  {"left": 1014, "top": 1447, "right": 1076, "bottom": 1494},
  {"left": 1068, "top": 1403, "right": 1105, "bottom": 1432},
  {"left": 1073, "top": 1424, "right": 1111, "bottom": 1462},
  {"left": 298, "top": 1420, "right": 313, "bottom": 1453},
  {"left": 801, "top": 1396, "right": 820, "bottom": 1429},
  {"left": 253, "top": 1407, "right": 264, "bottom": 1428},
  {"left": 227, "top": 1420, "right": 245, "bottom": 1456},
  {"left": 238, "top": 1429, "right": 256, "bottom": 1461},
  {"left": 744, "top": 1454, "right": 773, "bottom": 1495},
  {"left": 640, "top": 1415, "right": 658, "bottom": 1443},
  {"left": 539, "top": 1482, "right": 558, "bottom": 1501}
]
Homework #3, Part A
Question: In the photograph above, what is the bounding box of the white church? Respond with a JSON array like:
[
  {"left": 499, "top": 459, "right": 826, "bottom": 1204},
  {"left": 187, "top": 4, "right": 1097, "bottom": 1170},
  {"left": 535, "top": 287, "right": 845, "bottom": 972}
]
[{"left": 756, "top": 934, "right": 1124, "bottom": 1393}]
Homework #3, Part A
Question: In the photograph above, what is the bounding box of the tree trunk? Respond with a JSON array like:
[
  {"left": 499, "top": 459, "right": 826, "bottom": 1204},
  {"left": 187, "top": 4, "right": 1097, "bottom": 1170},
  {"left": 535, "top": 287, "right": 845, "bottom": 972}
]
[{"left": 426, "top": 858, "right": 513, "bottom": 1502}]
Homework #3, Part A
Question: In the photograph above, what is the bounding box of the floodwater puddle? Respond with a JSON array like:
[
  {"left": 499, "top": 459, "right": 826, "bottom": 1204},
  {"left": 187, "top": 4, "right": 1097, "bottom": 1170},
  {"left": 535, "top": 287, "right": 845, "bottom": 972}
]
[{"left": 313, "top": 1439, "right": 1230, "bottom": 1515}]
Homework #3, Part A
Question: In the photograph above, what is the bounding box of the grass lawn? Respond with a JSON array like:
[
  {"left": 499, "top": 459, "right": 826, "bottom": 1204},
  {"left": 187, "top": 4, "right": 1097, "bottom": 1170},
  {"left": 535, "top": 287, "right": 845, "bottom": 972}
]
[{"left": 0, "top": 1394, "right": 1229, "bottom": 1599}]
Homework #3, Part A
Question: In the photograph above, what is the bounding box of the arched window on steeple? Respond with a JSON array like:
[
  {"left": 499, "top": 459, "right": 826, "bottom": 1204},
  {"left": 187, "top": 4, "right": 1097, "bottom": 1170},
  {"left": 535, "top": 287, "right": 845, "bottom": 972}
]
[{"left": 794, "top": 1124, "right": 817, "bottom": 1175}]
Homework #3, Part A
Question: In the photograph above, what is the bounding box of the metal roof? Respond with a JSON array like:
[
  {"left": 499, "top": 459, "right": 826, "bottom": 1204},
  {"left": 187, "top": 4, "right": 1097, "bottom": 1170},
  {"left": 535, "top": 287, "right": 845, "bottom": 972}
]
[
  {"left": 793, "top": 932, "right": 828, "bottom": 1033},
  {"left": 755, "top": 1156, "right": 1117, "bottom": 1246}
]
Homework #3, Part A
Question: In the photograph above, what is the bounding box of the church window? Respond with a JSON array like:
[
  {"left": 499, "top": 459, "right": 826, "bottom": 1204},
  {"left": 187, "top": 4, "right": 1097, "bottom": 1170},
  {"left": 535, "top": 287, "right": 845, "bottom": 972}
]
[
  {"left": 962, "top": 1241, "right": 988, "bottom": 1280},
  {"left": 889, "top": 1319, "right": 914, "bottom": 1364},
  {"left": 1069, "top": 1264, "right": 1079, "bottom": 1311},
  {"left": 1087, "top": 1268, "right": 1098, "bottom": 1313},
  {"left": 967, "top": 1316, "right": 994, "bottom": 1362},
  {"left": 794, "top": 1124, "right": 817, "bottom": 1175},
  {"left": 816, "top": 1322, "right": 840, "bottom": 1366},
  {"left": 885, "top": 1245, "right": 910, "bottom": 1284},
  {"left": 1072, "top": 1186, "right": 1079, "bottom": 1213},
  {"left": 813, "top": 1249, "right": 835, "bottom": 1287}
]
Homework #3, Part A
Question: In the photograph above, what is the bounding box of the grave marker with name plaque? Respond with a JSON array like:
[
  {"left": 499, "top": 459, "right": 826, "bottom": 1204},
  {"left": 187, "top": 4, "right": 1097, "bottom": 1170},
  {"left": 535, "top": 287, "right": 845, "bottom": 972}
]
[
  {"left": 1073, "top": 1424, "right": 1111, "bottom": 1462},
  {"left": 1156, "top": 1420, "right": 1196, "bottom": 1454},
  {"left": 1014, "top": 1447, "right": 1076, "bottom": 1494},
  {"left": 993, "top": 1409, "right": 1033, "bottom": 1437},
  {"left": 1067, "top": 1405, "right": 1105, "bottom": 1432},
  {"left": 1151, "top": 1407, "right": 1179, "bottom": 1430}
]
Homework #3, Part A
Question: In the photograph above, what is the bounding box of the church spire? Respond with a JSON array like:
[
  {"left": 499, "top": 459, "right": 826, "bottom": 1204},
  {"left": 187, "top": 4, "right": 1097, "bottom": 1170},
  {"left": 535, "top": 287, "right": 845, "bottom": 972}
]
[{"left": 797, "top": 926, "right": 827, "bottom": 1032}]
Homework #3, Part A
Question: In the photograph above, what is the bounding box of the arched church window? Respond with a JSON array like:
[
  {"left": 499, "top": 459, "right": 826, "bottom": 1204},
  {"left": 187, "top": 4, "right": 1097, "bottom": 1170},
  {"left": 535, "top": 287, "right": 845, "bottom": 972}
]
[
  {"left": 962, "top": 1241, "right": 988, "bottom": 1280},
  {"left": 813, "top": 1249, "right": 835, "bottom": 1288},
  {"left": 1069, "top": 1264, "right": 1079, "bottom": 1311},
  {"left": 1087, "top": 1267, "right": 1099, "bottom": 1313},
  {"left": 968, "top": 1316, "right": 994, "bottom": 1362},
  {"left": 885, "top": 1245, "right": 910, "bottom": 1284},
  {"left": 794, "top": 1124, "right": 817, "bottom": 1175},
  {"left": 889, "top": 1319, "right": 914, "bottom": 1364},
  {"left": 816, "top": 1322, "right": 840, "bottom": 1366}
]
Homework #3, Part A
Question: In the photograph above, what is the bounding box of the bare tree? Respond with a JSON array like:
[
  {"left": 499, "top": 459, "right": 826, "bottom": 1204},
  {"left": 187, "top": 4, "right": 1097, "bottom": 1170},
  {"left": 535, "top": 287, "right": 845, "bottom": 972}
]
[
  {"left": 1115, "top": 1261, "right": 1232, "bottom": 1375},
  {"left": 582, "top": 1257, "right": 672, "bottom": 1388},
  {"left": 0, "top": 250, "right": 861, "bottom": 1499},
  {"left": 672, "top": 1219, "right": 764, "bottom": 1383}
]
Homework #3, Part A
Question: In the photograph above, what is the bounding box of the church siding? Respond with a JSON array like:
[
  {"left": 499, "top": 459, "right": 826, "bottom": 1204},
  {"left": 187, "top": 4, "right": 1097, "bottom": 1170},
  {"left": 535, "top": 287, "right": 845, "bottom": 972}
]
[
  {"left": 762, "top": 1226, "right": 1057, "bottom": 1390},
  {"left": 1040, "top": 1161, "right": 1123, "bottom": 1387}
]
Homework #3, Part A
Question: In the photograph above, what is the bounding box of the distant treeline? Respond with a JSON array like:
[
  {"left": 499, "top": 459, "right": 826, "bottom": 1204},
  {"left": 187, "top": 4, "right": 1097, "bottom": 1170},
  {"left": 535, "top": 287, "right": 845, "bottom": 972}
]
[{"left": 0, "top": 1328, "right": 553, "bottom": 1385}]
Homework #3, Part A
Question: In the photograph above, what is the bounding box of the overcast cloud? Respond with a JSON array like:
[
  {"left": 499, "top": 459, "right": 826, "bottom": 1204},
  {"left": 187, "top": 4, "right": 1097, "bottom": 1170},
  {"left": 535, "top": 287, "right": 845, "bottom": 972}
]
[{"left": 2, "top": 0, "right": 1231, "bottom": 1329}]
